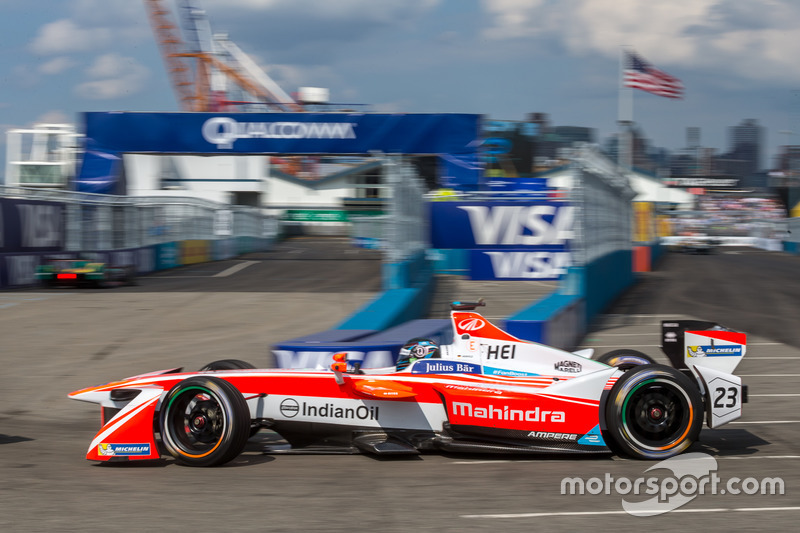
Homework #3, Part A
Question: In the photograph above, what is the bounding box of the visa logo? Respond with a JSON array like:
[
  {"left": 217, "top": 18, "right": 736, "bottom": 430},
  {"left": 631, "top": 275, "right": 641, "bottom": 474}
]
[
  {"left": 484, "top": 251, "right": 571, "bottom": 279},
  {"left": 458, "top": 205, "right": 574, "bottom": 246}
]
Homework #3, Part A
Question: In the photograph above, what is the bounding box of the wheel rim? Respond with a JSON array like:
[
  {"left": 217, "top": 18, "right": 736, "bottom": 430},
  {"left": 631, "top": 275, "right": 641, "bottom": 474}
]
[
  {"left": 164, "top": 386, "right": 227, "bottom": 458},
  {"left": 621, "top": 378, "right": 693, "bottom": 451}
]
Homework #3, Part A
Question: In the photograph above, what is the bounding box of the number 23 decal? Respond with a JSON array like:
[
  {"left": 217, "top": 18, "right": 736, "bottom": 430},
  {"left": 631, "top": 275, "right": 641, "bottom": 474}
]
[{"left": 714, "top": 386, "right": 739, "bottom": 408}]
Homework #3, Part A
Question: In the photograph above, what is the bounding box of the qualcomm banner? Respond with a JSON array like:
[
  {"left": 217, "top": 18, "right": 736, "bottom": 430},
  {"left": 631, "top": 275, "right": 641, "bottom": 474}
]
[
  {"left": 81, "top": 112, "right": 480, "bottom": 156},
  {"left": 430, "top": 202, "right": 574, "bottom": 281}
]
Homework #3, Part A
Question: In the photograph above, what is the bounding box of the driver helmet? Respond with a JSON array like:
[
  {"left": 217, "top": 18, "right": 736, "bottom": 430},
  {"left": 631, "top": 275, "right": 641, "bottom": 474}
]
[{"left": 396, "top": 338, "right": 440, "bottom": 371}]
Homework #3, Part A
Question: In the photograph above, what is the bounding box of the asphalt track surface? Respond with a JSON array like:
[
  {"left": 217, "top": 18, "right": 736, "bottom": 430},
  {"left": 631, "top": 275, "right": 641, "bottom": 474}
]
[{"left": 2, "top": 240, "right": 800, "bottom": 532}]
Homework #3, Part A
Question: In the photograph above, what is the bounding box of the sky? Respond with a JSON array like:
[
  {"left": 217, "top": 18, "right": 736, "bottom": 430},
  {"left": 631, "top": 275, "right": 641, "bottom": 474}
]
[{"left": 3, "top": 0, "right": 800, "bottom": 171}]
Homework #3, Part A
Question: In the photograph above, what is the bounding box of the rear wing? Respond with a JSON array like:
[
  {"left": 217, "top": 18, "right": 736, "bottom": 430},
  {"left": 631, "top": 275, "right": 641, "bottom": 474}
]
[{"left": 661, "top": 320, "right": 746, "bottom": 374}]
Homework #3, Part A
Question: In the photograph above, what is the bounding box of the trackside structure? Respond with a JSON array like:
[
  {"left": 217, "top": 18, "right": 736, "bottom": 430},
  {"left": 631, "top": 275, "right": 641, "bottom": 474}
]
[
  {"left": 0, "top": 185, "right": 276, "bottom": 289},
  {"left": 275, "top": 145, "right": 637, "bottom": 368}
]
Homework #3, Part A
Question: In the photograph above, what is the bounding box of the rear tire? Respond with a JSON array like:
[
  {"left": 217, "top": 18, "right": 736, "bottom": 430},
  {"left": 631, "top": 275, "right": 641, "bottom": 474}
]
[
  {"left": 596, "top": 349, "right": 656, "bottom": 370},
  {"left": 604, "top": 364, "right": 703, "bottom": 460},
  {"left": 159, "top": 376, "right": 251, "bottom": 466}
]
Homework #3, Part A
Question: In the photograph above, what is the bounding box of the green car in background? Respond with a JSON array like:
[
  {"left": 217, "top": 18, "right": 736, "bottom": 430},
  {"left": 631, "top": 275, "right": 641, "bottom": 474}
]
[{"left": 35, "top": 259, "right": 136, "bottom": 288}]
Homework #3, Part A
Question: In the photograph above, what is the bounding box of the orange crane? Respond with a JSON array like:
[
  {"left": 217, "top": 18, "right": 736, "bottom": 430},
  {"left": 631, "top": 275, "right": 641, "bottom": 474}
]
[
  {"left": 144, "top": 0, "right": 197, "bottom": 111},
  {"left": 143, "top": 0, "right": 302, "bottom": 111}
]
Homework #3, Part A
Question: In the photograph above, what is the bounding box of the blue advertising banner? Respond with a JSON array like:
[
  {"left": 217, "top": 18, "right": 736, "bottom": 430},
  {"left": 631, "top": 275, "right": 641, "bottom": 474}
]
[
  {"left": 81, "top": 112, "right": 480, "bottom": 156},
  {"left": 430, "top": 201, "right": 573, "bottom": 281},
  {"left": 429, "top": 201, "right": 574, "bottom": 249},
  {"left": 0, "top": 198, "right": 65, "bottom": 253},
  {"left": 469, "top": 249, "right": 571, "bottom": 280},
  {"left": 154, "top": 242, "right": 179, "bottom": 270}
]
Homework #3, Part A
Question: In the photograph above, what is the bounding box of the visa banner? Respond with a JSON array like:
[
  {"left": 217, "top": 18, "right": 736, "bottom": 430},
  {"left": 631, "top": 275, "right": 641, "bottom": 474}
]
[
  {"left": 470, "top": 249, "right": 571, "bottom": 280},
  {"left": 429, "top": 201, "right": 573, "bottom": 280},
  {"left": 430, "top": 202, "right": 574, "bottom": 249}
]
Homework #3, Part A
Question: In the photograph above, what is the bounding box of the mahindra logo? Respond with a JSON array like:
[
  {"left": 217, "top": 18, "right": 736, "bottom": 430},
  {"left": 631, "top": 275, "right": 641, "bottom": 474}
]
[
  {"left": 458, "top": 318, "right": 485, "bottom": 331},
  {"left": 452, "top": 401, "right": 565, "bottom": 422}
]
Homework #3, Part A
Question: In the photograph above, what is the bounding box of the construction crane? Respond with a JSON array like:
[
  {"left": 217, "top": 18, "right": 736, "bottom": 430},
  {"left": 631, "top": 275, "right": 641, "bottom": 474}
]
[
  {"left": 144, "top": 0, "right": 196, "bottom": 110},
  {"left": 143, "top": 0, "right": 302, "bottom": 111}
]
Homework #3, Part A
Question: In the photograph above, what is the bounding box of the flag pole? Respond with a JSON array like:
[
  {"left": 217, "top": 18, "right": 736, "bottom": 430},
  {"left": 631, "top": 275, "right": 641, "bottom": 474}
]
[{"left": 618, "top": 46, "right": 633, "bottom": 170}]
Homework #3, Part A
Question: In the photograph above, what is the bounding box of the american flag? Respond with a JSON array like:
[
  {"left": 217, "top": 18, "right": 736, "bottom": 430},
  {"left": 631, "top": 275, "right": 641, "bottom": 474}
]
[{"left": 623, "top": 51, "right": 683, "bottom": 99}]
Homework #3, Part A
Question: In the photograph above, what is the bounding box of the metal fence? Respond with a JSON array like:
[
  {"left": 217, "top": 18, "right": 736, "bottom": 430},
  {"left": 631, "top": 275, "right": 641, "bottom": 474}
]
[
  {"left": 350, "top": 156, "right": 429, "bottom": 263},
  {"left": 567, "top": 144, "right": 636, "bottom": 265},
  {"left": 0, "top": 185, "right": 276, "bottom": 252}
]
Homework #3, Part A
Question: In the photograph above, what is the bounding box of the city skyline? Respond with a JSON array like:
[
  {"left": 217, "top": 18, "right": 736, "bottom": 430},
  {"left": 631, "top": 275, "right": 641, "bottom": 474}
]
[{"left": 2, "top": 1, "right": 800, "bottom": 171}]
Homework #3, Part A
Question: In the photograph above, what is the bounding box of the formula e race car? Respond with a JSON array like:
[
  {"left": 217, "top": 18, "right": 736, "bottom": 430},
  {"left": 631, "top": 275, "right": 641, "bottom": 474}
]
[
  {"left": 70, "top": 301, "right": 748, "bottom": 467},
  {"left": 36, "top": 258, "right": 136, "bottom": 288}
]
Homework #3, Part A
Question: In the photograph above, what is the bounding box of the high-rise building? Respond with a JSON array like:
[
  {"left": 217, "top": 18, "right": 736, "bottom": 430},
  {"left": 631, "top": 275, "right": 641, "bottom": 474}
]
[
  {"left": 687, "top": 127, "right": 700, "bottom": 149},
  {"left": 727, "top": 119, "right": 763, "bottom": 176}
]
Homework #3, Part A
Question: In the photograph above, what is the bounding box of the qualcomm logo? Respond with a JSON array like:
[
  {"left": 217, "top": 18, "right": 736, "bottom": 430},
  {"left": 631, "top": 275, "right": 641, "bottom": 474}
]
[
  {"left": 202, "top": 117, "right": 357, "bottom": 149},
  {"left": 458, "top": 318, "right": 485, "bottom": 331}
]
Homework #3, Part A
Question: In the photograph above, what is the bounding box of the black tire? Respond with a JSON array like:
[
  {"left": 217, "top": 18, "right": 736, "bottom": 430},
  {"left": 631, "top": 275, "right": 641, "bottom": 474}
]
[
  {"left": 159, "top": 376, "right": 251, "bottom": 466},
  {"left": 603, "top": 364, "right": 703, "bottom": 460},
  {"left": 596, "top": 349, "right": 656, "bottom": 370},
  {"left": 198, "top": 360, "right": 260, "bottom": 437},
  {"left": 199, "top": 359, "right": 256, "bottom": 371}
]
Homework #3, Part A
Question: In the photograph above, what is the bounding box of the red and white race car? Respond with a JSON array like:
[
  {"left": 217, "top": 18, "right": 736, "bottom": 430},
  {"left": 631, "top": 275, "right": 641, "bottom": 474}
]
[{"left": 70, "top": 301, "right": 748, "bottom": 467}]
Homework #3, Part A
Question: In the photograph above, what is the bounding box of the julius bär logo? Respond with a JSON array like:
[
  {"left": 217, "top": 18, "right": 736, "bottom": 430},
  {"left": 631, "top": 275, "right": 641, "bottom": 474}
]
[{"left": 458, "top": 318, "right": 485, "bottom": 331}]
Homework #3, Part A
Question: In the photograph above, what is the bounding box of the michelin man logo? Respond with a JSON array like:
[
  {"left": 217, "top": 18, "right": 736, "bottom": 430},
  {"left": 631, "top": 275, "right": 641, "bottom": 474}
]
[{"left": 687, "top": 346, "right": 706, "bottom": 358}]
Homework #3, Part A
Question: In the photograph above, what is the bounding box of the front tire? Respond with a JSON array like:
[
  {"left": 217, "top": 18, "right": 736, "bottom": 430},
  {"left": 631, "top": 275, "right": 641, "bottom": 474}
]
[
  {"left": 199, "top": 359, "right": 256, "bottom": 371},
  {"left": 159, "top": 376, "right": 251, "bottom": 466},
  {"left": 604, "top": 364, "right": 703, "bottom": 460}
]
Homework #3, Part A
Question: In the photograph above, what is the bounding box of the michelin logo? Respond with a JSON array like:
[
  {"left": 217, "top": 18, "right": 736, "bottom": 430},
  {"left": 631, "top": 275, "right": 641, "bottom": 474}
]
[
  {"left": 202, "top": 117, "right": 357, "bottom": 149},
  {"left": 687, "top": 345, "right": 743, "bottom": 357},
  {"left": 98, "top": 443, "right": 151, "bottom": 456}
]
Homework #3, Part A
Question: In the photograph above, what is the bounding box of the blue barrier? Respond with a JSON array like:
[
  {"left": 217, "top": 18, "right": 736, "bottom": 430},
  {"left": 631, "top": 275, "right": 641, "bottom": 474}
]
[
  {"left": 581, "top": 249, "right": 635, "bottom": 321},
  {"left": 272, "top": 318, "right": 452, "bottom": 369},
  {"left": 503, "top": 249, "right": 634, "bottom": 350},
  {"left": 504, "top": 293, "right": 584, "bottom": 349},
  {"left": 339, "top": 250, "right": 435, "bottom": 331},
  {"left": 336, "top": 287, "right": 429, "bottom": 331}
]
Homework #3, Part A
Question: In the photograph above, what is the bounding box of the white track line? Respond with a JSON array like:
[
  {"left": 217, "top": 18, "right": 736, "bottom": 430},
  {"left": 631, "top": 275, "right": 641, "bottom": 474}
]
[
  {"left": 729, "top": 420, "right": 800, "bottom": 424},
  {"left": 461, "top": 507, "right": 800, "bottom": 519},
  {"left": 450, "top": 455, "right": 800, "bottom": 466},
  {"left": 739, "top": 373, "right": 800, "bottom": 376},
  {"left": 750, "top": 394, "right": 800, "bottom": 397},
  {"left": 720, "top": 455, "right": 800, "bottom": 460},
  {"left": 214, "top": 260, "right": 258, "bottom": 277}
]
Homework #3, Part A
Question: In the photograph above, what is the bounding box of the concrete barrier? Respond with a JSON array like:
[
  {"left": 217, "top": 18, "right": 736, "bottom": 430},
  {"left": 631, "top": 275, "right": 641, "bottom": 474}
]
[{"left": 338, "top": 250, "right": 435, "bottom": 331}]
